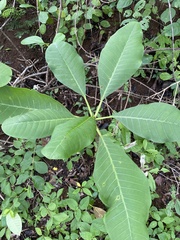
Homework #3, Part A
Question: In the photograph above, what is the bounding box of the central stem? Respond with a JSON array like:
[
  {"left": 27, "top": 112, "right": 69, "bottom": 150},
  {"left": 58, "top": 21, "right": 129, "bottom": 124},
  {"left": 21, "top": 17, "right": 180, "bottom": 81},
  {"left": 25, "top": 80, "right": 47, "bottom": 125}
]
[
  {"left": 84, "top": 96, "right": 93, "bottom": 117},
  {"left": 94, "top": 99, "right": 103, "bottom": 118}
]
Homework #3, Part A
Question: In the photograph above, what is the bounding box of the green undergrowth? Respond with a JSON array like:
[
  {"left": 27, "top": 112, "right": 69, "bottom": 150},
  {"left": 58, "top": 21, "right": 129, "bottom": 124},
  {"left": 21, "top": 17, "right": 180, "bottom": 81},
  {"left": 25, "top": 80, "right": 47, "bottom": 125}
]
[
  {"left": 0, "top": 138, "right": 179, "bottom": 239},
  {"left": 0, "top": 139, "right": 108, "bottom": 240}
]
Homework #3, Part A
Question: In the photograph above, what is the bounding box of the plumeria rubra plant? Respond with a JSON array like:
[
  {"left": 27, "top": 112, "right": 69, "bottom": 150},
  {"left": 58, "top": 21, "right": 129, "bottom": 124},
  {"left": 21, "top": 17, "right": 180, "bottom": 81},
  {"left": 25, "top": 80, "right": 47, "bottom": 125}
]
[{"left": 1, "top": 22, "right": 180, "bottom": 239}]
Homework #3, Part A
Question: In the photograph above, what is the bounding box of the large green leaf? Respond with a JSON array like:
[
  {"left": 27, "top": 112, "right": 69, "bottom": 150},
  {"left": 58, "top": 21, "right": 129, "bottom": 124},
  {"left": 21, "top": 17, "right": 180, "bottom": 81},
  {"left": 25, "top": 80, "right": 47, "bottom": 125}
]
[
  {"left": 45, "top": 41, "right": 86, "bottom": 96},
  {"left": 0, "top": 63, "right": 12, "bottom": 87},
  {"left": 0, "top": 86, "right": 66, "bottom": 123},
  {"left": 113, "top": 102, "right": 180, "bottom": 143},
  {"left": 93, "top": 135, "right": 151, "bottom": 240},
  {"left": 2, "top": 109, "right": 74, "bottom": 139},
  {"left": 42, "top": 116, "right": 96, "bottom": 159},
  {"left": 98, "top": 22, "right": 143, "bottom": 100}
]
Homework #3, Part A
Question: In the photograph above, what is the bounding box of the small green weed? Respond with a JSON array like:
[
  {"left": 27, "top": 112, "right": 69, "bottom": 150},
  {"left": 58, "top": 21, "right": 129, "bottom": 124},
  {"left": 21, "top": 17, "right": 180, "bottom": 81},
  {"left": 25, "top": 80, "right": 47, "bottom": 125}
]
[
  {"left": 0, "top": 139, "right": 108, "bottom": 239},
  {"left": 148, "top": 186, "right": 180, "bottom": 240}
]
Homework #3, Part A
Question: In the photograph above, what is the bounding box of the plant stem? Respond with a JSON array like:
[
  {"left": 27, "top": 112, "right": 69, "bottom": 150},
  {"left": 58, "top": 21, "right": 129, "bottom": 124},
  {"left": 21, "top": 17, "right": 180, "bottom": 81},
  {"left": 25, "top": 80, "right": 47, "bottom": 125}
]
[
  {"left": 96, "top": 116, "right": 112, "bottom": 121},
  {"left": 56, "top": 0, "right": 62, "bottom": 34},
  {"left": 96, "top": 126, "right": 102, "bottom": 137},
  {"left": 84, "top": 96, "right": 93, "bottom": 116},
  {"left": 94, "top": 99, "right": 103, "bottom": 118}
]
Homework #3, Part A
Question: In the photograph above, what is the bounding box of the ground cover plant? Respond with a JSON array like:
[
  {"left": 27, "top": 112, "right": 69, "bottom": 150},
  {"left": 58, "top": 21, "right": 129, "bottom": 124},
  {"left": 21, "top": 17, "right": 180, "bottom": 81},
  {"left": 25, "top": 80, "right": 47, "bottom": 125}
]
[
  {"left": 0, "top": 138, "right": 108, "bottom": 239},
  {"left": 0, "top": 19, "right": 180, "bottom": 239},
  {"left": 0, "top": 0, "right": 180, "bottom": 239}
]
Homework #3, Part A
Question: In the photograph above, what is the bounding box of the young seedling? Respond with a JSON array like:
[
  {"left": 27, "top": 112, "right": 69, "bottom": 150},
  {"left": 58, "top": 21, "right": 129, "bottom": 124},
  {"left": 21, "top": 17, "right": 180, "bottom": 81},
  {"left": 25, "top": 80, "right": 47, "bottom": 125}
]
[{"left": 1, "top": 22, "right": 180, "bottom": 239}]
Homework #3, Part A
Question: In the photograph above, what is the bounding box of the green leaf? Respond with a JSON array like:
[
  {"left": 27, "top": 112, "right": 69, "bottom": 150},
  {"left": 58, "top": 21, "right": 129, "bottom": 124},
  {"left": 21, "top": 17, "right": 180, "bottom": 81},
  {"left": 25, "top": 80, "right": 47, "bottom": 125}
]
[
  {"left": 163, "top": 22, "right": 180, "bottom": 37},
  {"left": 2, "top": 109, "right": 75, "bottom": 139},
  {"left": 6, "top": 212, "right": 22, "bottom": 236},
  {"left": 159, "top": 72, "right": 172, "bottom": 80},
  {"left": 134, "top": 0, "right": 146, "bottom": 12},
  {"left": 92, "top": 0, "right": 101, "bottom": 7},
  {"left": 34, "top": 161, "right": 48, "bottom": 174},
  {"left": 162, "top": 216, "right": 174, "bottom": 224},
  {"left": 175, "top": 199, "right": 180, "bottom": 215},
  {"left": 0, "top": 227, "right": 6, "bottom": 237},
  {"left": 53, "top": 33, "right": 65, "bottom": 43},
  {"left": 0, "top": 63, "right": 12, "bottom": 87},
  {"left": 48, "top": 202, "right": 56, "bottom": 211},
  {"left": 19, "top": 4, "right": 35, "bottom": 8},
  {"left": 39, "top": 24, "right": 46, "bottom": 35},
  {"left": 113, "top": 102, "right": 180, "bottom": 143},
  {"left": 42, "top": 116, "right": 96, "bottom": 159},
  {"left": 45, "top": 41, "right": 86, "bottom": 96},
  {"left": 93, "top": 135, "right": 151, "bottom": 240},
  {"left": 35, "top": 227, "right": 42, "bottom": 236},
  {"left": 0, "top": 86, "right": 68, "bottom": 123},
  {"left": 173, "top": 0, "right": 180, "bottom": 8},
  {"left": 39, "top": 11, "right": 48, "bottom": 24},
  {"left": 160, "top": 8, "right": 176, "bottom": 24},
  {"left": 1, "top": 181, "right": 11, "bottom": 196},
  {"left": 0, "top": 0, "right": 6, "bottom": 11},
  {"left": 48, "top": 6, "right": 57, "bottom": 13},
  {"left": 100, "top": 20, "right": 110, "bottom": 28},
  {"left": 16, "top": 172, "right": 29, "bottom": 185},
  {"left": 64, "top": 198, "right": 78, "bottom": 210},
  {"left": 53, "top": 213, "right": 69, "bottom": 223},
  {"left": 80, "top": 196, "right": 90, "bottom": 210},
  {"left": 32, "top": 176, "right": 45, "bottom": 190},
  {"left": 80, "top": 232, "right": 93, "bottom": 240},
  {"left": 117, "top": 0, "right": 133, "bottom": 9},
  {"left": 98, "top": 22, "right": 143, "bottom": 100},
  {"left": 81, "top": 212, "right": 92, "bottom": 223},
  {"left": 21, "top": 155, "right": 32, "bottom": 172},
  {"left": 0, "top": 165, "right": 4, "bottom": 176},
  {"left": 21, "top": 36, "right": 45, "bottom": 46}
]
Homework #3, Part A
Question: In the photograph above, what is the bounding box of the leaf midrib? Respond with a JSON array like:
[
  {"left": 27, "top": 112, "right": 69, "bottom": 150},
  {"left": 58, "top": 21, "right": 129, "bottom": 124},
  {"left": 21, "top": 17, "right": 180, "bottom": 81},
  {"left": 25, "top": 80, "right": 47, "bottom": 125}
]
[
  {"left": 101, "top": 25, "right": 136, "bottom": 100},
  {"left": 117, "top": 115, "right": 179, "bottom": 126},
  {"left": 101, "top": 136, "right": 132, "bottom": 239},
  {"left": 50, "top": 117, "right": 91, "bottom": 156},
  {"left": 54, "top": 43, "right": 85, "bottom": 97},
  {"left": 4, "top": 117, "right": 75, "bottom": 126},
  {"left": 0, "top": 102, "right": 59, "bottom": 111}
]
